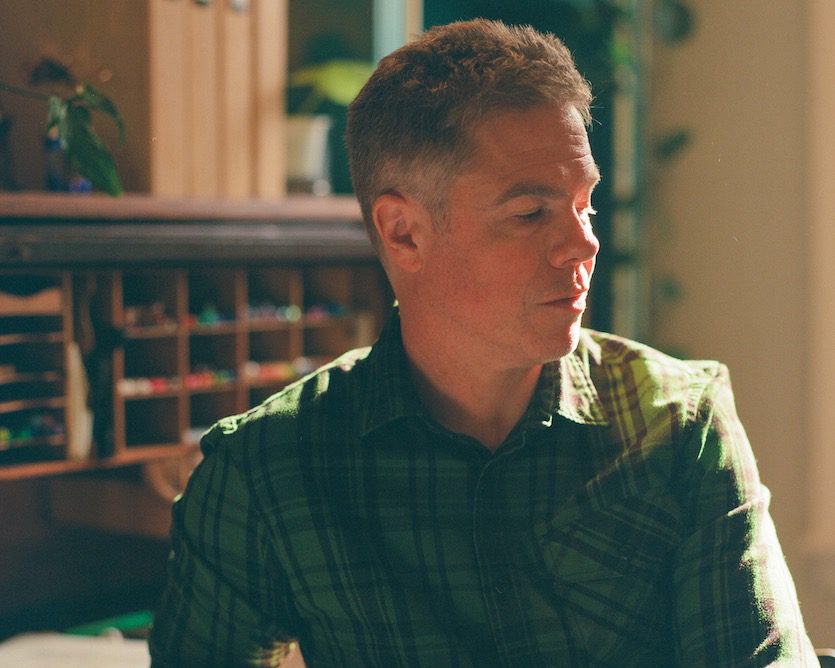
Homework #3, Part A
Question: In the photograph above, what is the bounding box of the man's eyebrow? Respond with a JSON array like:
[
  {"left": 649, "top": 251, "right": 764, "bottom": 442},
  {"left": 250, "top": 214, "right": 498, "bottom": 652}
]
[{"left": 491, "top": 167, "right": 601, "bottom": 208}]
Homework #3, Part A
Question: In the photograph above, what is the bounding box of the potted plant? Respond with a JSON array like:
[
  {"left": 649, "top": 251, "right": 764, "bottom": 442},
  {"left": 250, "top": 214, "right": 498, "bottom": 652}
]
[
  {"left": 286, "top": 59, "right": 374, "bottom": 195},
  {"left": 0, "top": 58, "right": 125, "bottom": 196}
]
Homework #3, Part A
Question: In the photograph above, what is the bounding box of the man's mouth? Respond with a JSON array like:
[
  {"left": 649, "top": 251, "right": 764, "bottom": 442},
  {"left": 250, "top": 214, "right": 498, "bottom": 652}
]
[{"left": 542, "top": 291, "right": 587, "bottom": 312}]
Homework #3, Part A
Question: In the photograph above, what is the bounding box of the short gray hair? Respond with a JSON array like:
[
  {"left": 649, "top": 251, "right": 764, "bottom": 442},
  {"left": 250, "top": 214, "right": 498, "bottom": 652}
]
[{"left": 346, "top": 18, "right": 593, "bottom": 249}]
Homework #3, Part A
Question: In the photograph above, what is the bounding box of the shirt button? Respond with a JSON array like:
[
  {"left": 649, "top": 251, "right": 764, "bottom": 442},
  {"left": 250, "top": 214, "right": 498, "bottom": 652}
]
[{"left": 494, "top": 584, "right": 506, "bottom": 595}]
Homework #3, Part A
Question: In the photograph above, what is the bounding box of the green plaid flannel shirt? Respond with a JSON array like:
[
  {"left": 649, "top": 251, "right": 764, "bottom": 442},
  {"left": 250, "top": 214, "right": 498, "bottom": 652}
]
[{"left": 150, "top": 310, "right": 816, "bottom": 667}]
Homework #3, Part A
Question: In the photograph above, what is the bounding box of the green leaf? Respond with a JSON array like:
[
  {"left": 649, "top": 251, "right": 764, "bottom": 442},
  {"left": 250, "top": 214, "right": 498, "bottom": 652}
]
[
  {"left": 654, "top": 0, "right": 695, "bottom": 44},
  {"left": 64, "top": 104, "right": 123, "bottom": 195},
  {"left": 657, "top": 276, "right": 684, "bottom": 302},
  {"left": 290, "top": 60, "right": 375, "bottom": 111},
  {"left": 62, "top": 103, "right": 91, "bottom": 151},
  {"left": 72, "top": 83, "right": 126, "bottom": 142},
  {"left": 46, "top": 95, "right": 67, "bottom": 133},
  {"left": 654, "top": 129, "right": 692, "bottom": 161},
  {"left": 29, "top": 58, "right": 74, "bottom": 86},
  {"left": 609, "top": 34, "right": 633, "bottom": 70}
]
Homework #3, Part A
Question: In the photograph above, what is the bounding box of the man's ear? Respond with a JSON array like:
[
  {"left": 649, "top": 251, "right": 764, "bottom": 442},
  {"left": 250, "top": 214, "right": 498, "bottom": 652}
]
[{"left": 371, "top": 192, "right": 428, "bottom": 273}]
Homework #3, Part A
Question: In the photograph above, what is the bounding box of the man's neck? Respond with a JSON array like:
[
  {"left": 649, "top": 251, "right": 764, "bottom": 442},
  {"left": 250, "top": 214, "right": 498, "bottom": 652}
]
[{"left": 400, "top": 314, "right": 542, "bottom": 452}]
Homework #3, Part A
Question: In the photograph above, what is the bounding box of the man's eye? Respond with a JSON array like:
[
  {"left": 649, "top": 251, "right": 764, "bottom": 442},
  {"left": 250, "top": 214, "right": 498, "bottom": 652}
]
[
  {"left": 580, "top": 206, "right": 597, "bottom": 220},
  {"left": 515, "top": 208, "right": 545, "bottom": 222}
]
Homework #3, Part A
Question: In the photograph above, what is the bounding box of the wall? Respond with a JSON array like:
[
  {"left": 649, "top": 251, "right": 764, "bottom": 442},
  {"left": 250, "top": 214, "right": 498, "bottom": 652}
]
[
  {"left": 647, "top": 0, "right": 834, "bottom": 645},
  {"left": 804, "top": 0, "right": 835, "bottom": 637}
]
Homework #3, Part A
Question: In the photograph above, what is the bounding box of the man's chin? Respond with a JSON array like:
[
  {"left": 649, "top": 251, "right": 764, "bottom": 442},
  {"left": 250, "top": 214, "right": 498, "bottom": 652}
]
[{"left": 545, "top": 323, "right": 583, "bottom": 362}]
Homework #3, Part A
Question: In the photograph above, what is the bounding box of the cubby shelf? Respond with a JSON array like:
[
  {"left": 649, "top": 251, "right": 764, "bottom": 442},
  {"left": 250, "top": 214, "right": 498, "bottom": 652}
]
[
  {"left": 0, "top": 272, "right": 73, "bottom": 475},
  {"left": 0, "top": 193, "right": 389, "bottom": 480},
  {"left": 0, "top": 262, "right": 386, "bottom": 479}
]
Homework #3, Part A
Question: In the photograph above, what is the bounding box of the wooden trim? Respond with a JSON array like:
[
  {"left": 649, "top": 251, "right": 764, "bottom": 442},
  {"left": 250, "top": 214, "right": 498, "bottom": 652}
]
[
  {"left": 0, "top": 192, "right": 360, "bottom": 222},
  {"left": 252, "top": 0, "right": 287, "bottom": 199},
  {"left": 148, "top": 0, "right": 188, "bottom": 196},
  {"left": 111, "top": 271, "right": 126, "bottom": 456},
  {"left": 235, "top": 268, "right": 249, "bottom": 413},
  {"left": 187, "top": 0, "right": 221, "bottom": 197},
  {"left": 217, "top": 0, "right": 254, "bottom": 198}
]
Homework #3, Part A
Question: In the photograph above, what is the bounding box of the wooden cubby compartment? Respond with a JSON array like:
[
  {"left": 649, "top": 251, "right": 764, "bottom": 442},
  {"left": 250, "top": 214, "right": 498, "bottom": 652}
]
[
  {"left": 0, "top": 272, "right": 73, "bottom": 471},
  {"left": 0, "top": 262, "right": 387, "bottom": 479}
]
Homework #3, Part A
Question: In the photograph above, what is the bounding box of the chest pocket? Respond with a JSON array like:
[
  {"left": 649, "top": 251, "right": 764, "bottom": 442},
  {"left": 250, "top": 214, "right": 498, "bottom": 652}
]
[{"left": 534, "top": 489, "right": 682, "bottom": 663}]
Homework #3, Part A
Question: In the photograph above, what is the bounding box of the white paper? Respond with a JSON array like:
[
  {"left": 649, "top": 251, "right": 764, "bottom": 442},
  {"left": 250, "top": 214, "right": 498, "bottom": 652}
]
[{"left": 0, "top": 633, "right": 149, "bottom": 668}]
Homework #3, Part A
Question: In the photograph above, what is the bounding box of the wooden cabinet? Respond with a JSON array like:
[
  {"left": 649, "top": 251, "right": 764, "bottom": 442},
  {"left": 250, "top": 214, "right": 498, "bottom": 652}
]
[
  {"left": 0, "top": 194, "right": 389, "bottom": 481},
  {"left": 0, "top": 263, "right": 385, "bottom": 480}
]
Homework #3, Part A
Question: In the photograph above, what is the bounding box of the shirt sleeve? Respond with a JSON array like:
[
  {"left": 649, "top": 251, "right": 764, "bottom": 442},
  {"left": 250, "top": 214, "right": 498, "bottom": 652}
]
[
  {"left": 672, "top": 365, "right": 817, "bottom": 666},
  {"left": 148, "top": 427, "right": 300, "bottom": 667}
]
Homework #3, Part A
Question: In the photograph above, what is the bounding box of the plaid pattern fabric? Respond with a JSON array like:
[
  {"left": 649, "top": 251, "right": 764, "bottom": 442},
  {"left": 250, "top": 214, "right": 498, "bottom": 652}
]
[{"left": 150, "top": 309, "right": 816, "bottom": 667}]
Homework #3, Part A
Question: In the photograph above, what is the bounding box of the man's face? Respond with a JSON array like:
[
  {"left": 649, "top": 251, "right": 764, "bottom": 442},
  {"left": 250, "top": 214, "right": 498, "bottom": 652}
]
[{"left": 418, "top": 103, "right": 600, "bottom": 370}]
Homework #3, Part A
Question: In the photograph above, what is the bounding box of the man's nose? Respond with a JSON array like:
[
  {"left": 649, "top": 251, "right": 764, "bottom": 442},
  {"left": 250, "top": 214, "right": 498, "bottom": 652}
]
[{"left": 546, "top": 211, "right": 600, "bottom": 268}]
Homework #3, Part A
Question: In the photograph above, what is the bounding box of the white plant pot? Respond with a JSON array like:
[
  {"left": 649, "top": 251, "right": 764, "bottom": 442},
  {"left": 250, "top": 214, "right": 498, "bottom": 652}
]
[{"left": 286, "top": 114, "right": 333, "bottom": 195}]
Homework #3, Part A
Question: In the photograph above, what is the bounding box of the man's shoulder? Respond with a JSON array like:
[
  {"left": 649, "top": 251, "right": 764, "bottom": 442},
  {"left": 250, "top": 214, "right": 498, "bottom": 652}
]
[
  {"left": 199, "top": 345, "right": 373, "bottom": 461},
  {"left": 578, "top": 328, "right": 724, "bottom": 375},
  {"left": 575, "top": 328, "right": 731, "bottom": 427}
]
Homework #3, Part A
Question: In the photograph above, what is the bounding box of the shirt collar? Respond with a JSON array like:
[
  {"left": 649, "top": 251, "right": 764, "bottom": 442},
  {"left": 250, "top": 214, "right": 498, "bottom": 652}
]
[
  {"left": 357, "top": 307, "right": 426, "bottom": 437},
  {"left": 357, "top": 308, "right": 609, "bottom": 438},
  {"left": 555, "top": 334, "right": 609, "bottom": 426}
]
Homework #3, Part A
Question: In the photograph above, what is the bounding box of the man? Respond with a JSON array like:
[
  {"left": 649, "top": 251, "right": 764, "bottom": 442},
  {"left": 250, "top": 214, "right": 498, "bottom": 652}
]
[{"left": 150, "top": 19, "right": 816, "bottom": 666}]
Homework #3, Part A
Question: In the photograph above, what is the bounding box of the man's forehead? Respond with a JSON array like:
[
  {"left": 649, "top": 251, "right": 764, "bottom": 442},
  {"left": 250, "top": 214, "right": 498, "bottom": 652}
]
[
  {"left": 472, "top": 104, "right": 592, "bottom": 157},
  {"left": 476, "top": 137, "right": 599, "bottom": 192}
]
